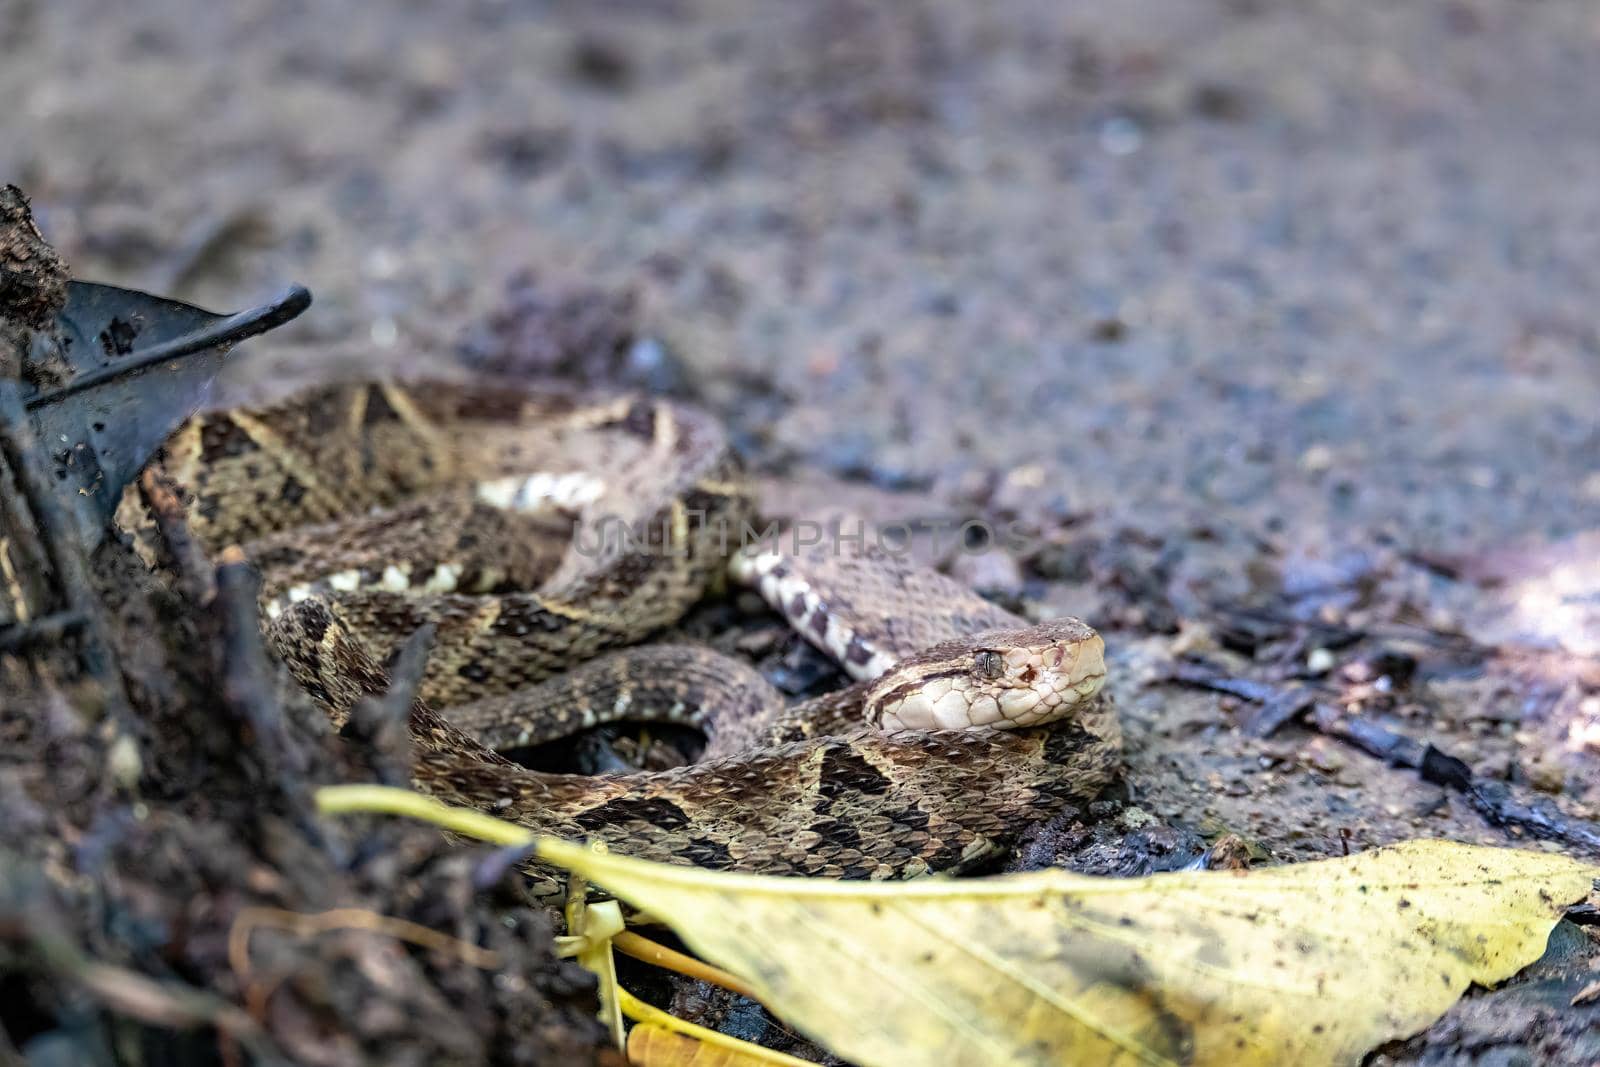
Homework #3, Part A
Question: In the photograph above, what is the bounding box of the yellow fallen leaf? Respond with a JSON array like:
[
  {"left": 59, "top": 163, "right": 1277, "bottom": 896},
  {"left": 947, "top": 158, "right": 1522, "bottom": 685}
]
[
  {"left": 626, "top": 1020, "right": 808, "bottom": 1067},
  {"left": 628, "top": 1023, "right": 742, "bottom": 1065},
  {"left": 314, "top": 787, "right": 1596, "bottom": 1067},
  {"left": 537, "top": 837, "right": 1594, "bottom": 1067}
]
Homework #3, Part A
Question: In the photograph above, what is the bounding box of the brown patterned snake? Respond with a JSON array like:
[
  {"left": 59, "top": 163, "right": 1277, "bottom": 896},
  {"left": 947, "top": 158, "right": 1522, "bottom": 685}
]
[{"left": 132, "top": 378, "right": 1121, "bottom": 893}]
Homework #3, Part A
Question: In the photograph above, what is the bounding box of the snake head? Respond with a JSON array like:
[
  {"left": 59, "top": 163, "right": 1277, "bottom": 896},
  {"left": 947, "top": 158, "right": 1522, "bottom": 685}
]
[{"left": 865, "top": 618, "right": 1106, "bottom": 733}]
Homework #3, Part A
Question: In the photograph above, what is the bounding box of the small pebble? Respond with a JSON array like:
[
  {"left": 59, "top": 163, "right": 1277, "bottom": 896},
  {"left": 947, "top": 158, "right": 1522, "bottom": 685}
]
[
  {"left": 1097, "top": 115, "right": 1144, "bottom": 155},
  {"left": 107, "top": 733, "right": 142, "bottom": 791},
  {"left": 1117, "top": 806, "right": 1157, "bottom": 831},
  {"left": 1170, "top": 621, "right": 1219, "bottom": 657},
  {"left": 1522, "top": 757, "right": 1566, "bottom": 794},
  {"left": 1300, "top": 444, "right": 1334, "bottom": 472}
]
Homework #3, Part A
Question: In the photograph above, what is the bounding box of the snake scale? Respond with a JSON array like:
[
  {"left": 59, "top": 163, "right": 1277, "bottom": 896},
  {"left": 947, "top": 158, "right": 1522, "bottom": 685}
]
[{"left": 134, "top": 378, "right": 1121, "bottom": 892}]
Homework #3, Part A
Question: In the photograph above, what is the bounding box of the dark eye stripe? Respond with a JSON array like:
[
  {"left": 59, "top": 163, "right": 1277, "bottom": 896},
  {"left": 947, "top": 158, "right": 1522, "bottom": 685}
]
[{"left": 870, "top": 668, "right": 968, "bottom": 711}]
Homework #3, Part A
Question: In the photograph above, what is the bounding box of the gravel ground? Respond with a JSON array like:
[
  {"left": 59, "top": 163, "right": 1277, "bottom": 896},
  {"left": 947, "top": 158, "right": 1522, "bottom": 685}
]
[{"left": 5, "top": 0, "right": 1600, "bottom": 1062}]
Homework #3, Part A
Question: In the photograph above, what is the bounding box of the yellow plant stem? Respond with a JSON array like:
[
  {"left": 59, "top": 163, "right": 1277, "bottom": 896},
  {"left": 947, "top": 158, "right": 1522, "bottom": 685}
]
[
  {"left": 573, "top": 896, "right": 627, "bottom": 1051},
  {"left": 317, "top": 784, "right": 534, "bottom": 846},
  {"left": 614, "top": 931, "right": 764, "bottom": 1002}
]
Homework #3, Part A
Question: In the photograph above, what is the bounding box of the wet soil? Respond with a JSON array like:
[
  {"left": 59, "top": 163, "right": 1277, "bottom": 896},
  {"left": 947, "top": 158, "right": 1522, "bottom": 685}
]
[{"left": 4, "top": 0, "right": 1600, "bottom": 1062}]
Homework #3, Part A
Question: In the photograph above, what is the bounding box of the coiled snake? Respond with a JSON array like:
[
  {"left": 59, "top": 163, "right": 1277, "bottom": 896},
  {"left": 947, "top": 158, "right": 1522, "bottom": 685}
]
[{"left": 135, "top": 378, "right": 1121, "bottom": 892}]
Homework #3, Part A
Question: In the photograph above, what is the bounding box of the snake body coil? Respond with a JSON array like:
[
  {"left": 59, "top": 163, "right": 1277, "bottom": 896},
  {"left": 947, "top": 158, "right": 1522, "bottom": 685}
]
[{"left": 136, "top": 379, "right": 1122, "bottom": 892}]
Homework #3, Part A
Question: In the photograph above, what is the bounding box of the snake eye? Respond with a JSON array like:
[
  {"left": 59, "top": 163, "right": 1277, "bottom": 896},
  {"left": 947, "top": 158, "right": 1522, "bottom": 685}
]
[{"left": 973, "top": 650, "right": 1004, "bottom": 680}]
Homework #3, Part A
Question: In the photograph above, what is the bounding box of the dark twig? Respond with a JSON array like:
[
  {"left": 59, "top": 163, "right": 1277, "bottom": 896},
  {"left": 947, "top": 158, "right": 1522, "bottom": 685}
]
[
  {"left": 1461, "top": 779, "right": 1600, "bottom": 853},
  {"left": 1168, "top": 661, "right": 1600, "bottom": 856},
  {"left": 0, "top": 609, "right": 87, "bottom": 651},
  {"left": 1305, "top": 702, "right": 1427, "bottom": 766},
  {"left": 382, "top": 623, "right": 437, "bottom": 716},
  {"left": 214, "top": 551, "right": 345, "bottom": 861},
  {"left": 214, "top": 550, "right": 315, "bottom": 801},
  {"left": 341, "top": 624, "right": 435, "bottom": 788},
  {"left": 1165, "top": 660, "right": 1317, "bottom": 737},
  {"left": 138, "top": 467, "right": 216, "bottom": 604},
  {"left": 1309, "top": 702, "right": 1600, "bottom": 852}
]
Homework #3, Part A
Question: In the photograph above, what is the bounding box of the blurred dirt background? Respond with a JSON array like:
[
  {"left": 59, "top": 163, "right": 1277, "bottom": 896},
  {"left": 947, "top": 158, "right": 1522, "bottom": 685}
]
[{"left": 4, "top": 0, "right": 1600, "bottom": 1063}]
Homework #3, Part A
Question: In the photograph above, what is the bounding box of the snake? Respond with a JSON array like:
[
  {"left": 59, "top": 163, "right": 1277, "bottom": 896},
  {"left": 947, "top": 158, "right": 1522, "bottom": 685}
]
[{"left": 132, "top": 377, "right": 1121, "bottom": 892}]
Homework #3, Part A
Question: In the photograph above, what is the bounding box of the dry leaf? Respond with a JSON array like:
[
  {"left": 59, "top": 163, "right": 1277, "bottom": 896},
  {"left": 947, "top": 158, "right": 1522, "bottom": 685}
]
[
  {"left": 537, "top": 838, "right": 1594, "bottom": 1067},
  {"left": 312, "top": 788, "right": 1597, "bottom": 1065},
  {"left": 627, "top": 1022, "right": 792, "bottom": 1066}
]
